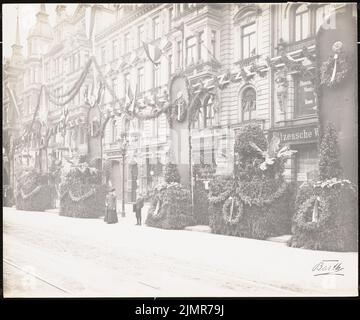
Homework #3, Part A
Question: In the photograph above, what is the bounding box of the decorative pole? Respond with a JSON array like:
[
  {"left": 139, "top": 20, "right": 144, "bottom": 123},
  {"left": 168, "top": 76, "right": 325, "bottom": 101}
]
[{"left": 119, "top": 133, "right": 129, "bottom": 217}]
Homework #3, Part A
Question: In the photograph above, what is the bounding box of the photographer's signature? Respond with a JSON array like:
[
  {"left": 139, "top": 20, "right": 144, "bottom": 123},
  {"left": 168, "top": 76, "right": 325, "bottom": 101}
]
[{"left": 312, "top": 260, "right": 344, "bottom": 276}]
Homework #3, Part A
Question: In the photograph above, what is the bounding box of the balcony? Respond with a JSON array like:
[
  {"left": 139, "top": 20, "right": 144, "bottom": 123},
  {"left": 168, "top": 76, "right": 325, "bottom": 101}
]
[
  {"left": 283, "top": 37, "right": 316, "bottom": 54},
  {"left": 183, "top": 58, "right": 222, "bottom": 79},
  {"left": 234, "top": 55, "right": 261, "bottom": 68}
]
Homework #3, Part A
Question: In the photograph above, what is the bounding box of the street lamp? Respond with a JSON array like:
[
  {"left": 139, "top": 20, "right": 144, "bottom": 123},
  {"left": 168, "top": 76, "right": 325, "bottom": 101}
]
[{"left": 118, "top": 133, "right": 129, "bottom": 217}]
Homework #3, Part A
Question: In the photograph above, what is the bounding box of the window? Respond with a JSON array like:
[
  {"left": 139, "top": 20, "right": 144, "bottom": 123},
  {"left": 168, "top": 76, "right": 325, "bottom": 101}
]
[
  {"left": 112, "top": 39, "right": 119, "bottom": 60},
  {"left": 168, "top": 54, "right": 172, "bottom": 78},
  {"left": 112, "top": 77, "right": 119, "bottom": 96},
  {"left": 198, "top": 31, "right": 204, "bottom": 61},
  {"left": 241, "top": 23, "right": 256, "bottom": 59},
  {"left": 153, "top": 65, "right": 160, "bottom": 88},
  {"left": 137, "top": 67, "right": 144, "bottom": 92},
  {"left": 295, "top": 77, "right": 316, "bottom": 117},
  {"left": 112, "top": 120, "right": 117, "bottom": 142},
  {"left": 124, "top": 32, "right": 130, "bottom": 53},
  {"left": 45, "top": 63, "right": 49, "bottom": 81},
  {"left": 315, "top": 5, "right": 327, "bottom": 32},
  {"left": 186, "top": 36, "right": 196, "bottom": 66},
  {"left": 124, "top": 73, "right": 130, "bottom": 96},
  {"left": 204, "top": 95, "right": 215, "bottom": 128},
  {"left": 138, "top": 25, "right": 145, "bottom": 47},
  {"left": 194, "top": 94, "right": 215, "bottom": 129},
  {"left": 101, "top": 46, "right": 106, "bottom": 65},
  {"left": 295, "top": 4, "right": 309, "bottom": 42},
  {"left": 151, "top": 118, "right": 158, "bottom": 137},
  {"left": 176, "top": 40, "right": 182, "bottom": 68},
  {"left": 80, "top": 127, "right": 85, "bottom": 144},
  {"left": 77, "top": 53, "right": 81, "bottom": 69},
  {"left": 241, "top": 87, "right": 256, "bottom": 121},
  {"left": 168, "top": 7, "right": 173, "bottom": 31},
  {"left": 211, "top": 30, "right": 217, "bottom": 58},
  {"left": 295, "top": 144, "right": 319, "bottom": 182},
  {"left": 153, "top": 16, "right": 160, "bottom": 39}
]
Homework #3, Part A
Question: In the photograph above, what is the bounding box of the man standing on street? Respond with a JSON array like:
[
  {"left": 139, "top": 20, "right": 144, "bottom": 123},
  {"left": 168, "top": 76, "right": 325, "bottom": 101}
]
[{"left": 134, "top": 194, "right": 144, "bottom": 226}]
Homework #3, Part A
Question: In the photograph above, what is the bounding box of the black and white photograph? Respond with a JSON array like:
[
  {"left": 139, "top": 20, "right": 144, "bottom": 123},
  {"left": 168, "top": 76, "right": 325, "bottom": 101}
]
[{"left": 2, "top": 3, "right": 358, "bottom": 301}]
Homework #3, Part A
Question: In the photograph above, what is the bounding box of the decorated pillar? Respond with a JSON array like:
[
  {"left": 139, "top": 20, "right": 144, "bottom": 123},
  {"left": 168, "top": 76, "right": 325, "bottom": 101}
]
[
  {"left": 316, "top": 5, "right": 357, "bottom": 183},
  {"left": 168, "top": 73, "right": 191, "bottom": 187}
]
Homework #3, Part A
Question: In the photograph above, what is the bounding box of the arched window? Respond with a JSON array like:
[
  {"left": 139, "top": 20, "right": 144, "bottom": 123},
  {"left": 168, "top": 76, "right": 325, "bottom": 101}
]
[
  {"left": 112, "top": 119, "right": 117, "bottom": 142},
  {"left": 241, "top": 87, "right": 256, "bottom": 121},
  {"left": 315, "top": 5, "right": 327, "bottom": 33},
  {"left": 294, "top": 4, "right": 310, "bottom": 42},
  {"left": 193, "top": 93, "right": 215, "bottom": 129}
]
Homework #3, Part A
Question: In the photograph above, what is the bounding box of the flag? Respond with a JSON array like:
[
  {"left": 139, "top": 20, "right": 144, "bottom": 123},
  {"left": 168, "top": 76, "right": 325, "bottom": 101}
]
[
  {"left": 85, "top": 5, "right": 96, "bottom": 41},
  {"left": 128, "top": 83, "right": 138, "bottom": 114},
  {"left": 6, "top": 85, "right": 20, "bottom": 116},
  {"left": 125, "top": 83, "right": 133, "bottom": 108},
  {"left": 142, "top": 41, "right": 162, "bottom": 66}
]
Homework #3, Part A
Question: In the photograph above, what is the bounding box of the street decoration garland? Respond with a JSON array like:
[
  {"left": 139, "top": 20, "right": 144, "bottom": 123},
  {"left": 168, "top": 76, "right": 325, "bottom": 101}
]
[
  {"left": 13, "top": 43, "right": 317, "bottom": 153},
  {"left": 68, "top": 188, "right": 96, "bottom": 202},
  {"left": 19, "top": 185, "right": 42, "bottom": 200},
  {"left": 208, "top": 189, "right": 232, "bottom": 205},
  {"left": 235, "top": 181, "right": 288, "bottom": 207},
  {"left": 320, "top": 41, "right": 350, "bottom": 88}
]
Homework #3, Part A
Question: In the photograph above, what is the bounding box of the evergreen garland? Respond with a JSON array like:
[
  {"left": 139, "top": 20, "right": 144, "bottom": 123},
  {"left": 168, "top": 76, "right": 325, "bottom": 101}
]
[{"left": 318, "top": 122, "right": 343, "bottom": 180}]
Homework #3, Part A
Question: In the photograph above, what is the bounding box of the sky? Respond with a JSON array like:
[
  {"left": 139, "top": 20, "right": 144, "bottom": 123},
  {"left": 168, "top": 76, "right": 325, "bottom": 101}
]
[{"left": 2, "top": 4, "right": 78, "bottom": 59}]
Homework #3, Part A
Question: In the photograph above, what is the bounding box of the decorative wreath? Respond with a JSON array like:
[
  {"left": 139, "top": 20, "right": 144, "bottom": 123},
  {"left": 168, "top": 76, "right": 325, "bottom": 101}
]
[
  {"left": 293, "top": 195, "right": 333, "bottom": 232},
  {"left": 150, "top": 199, "right": 166, "bottom": 221},
  {"left": 320, "top": 53, "right": 350, "bottom": 88},
  {"left": 171, "top": 98, "right": 187, "bottom": 123},
  {"left": 222, "top": 196, "right": 244, "bottom": 225}
]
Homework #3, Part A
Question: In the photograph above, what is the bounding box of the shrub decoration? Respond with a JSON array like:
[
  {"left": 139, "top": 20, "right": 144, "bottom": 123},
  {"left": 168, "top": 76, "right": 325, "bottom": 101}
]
[
  {"left": 164, "top": 162, "right": 181, "bottom": 184},
  {"left": 209, "top": 123, "right": 294, "bottom": 239},
  {"left": 15, "top": 169, "right": 53, "bottom": 211},
  {"left": 145, "top": 163, "right": 194, "bottom": 229},
  {"left": 318, "top": 122, "right": 342, "bottom": 180},
  {"left": 289, "top": 123, "right": 358, "bottom": 252},
  {"left": 59, "top": 162, "right": 106, "bottom": 218}
]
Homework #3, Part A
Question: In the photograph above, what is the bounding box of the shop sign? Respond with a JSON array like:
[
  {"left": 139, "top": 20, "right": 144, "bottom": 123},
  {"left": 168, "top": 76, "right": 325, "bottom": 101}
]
[{"left": 271, "top": 124, "right": 319, "bottom": 144}]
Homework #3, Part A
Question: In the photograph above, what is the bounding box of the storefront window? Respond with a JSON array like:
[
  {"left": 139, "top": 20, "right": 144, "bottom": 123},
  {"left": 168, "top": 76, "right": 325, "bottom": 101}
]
[{"left": 295, "top": 144, "right": 319, "bottom": 182}]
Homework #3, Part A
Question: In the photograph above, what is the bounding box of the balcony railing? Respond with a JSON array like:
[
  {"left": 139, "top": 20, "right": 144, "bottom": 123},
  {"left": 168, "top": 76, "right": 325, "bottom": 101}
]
[{"left": 284, "top": 37, "right": 316, "bottom": 54}]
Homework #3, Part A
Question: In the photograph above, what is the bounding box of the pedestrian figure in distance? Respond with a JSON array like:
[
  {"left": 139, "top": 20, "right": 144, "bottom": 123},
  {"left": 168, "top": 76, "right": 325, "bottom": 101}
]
[
  {"left": 104, "top": 188, "right": 118, "bottom": 224},
  {"left": 134, "top": 194, "right": 145, "bottom": 226}
]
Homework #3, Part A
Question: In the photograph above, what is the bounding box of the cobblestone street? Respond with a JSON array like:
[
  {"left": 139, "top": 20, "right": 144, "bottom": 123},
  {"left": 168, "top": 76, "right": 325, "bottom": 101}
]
[{"left": 3, "top": 207, "right": 357, "bottom": 297}]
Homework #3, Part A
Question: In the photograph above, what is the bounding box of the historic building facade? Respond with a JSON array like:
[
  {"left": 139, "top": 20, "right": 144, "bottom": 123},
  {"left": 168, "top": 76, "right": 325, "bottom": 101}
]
[{"left": 4, "top": 3, "right": 355, "bottom": 204}]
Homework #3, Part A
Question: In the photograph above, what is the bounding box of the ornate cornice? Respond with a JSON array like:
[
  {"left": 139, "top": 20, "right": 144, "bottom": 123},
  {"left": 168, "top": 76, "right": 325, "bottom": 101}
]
[{"left": 95, "top": 4, "right": 162, "bottom": 41}]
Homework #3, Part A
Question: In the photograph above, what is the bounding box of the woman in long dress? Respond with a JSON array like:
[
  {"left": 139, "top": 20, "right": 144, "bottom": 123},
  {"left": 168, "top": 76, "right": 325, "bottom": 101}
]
[{"left": 104, "top": 188, "right": 118, "bottom": 224}]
